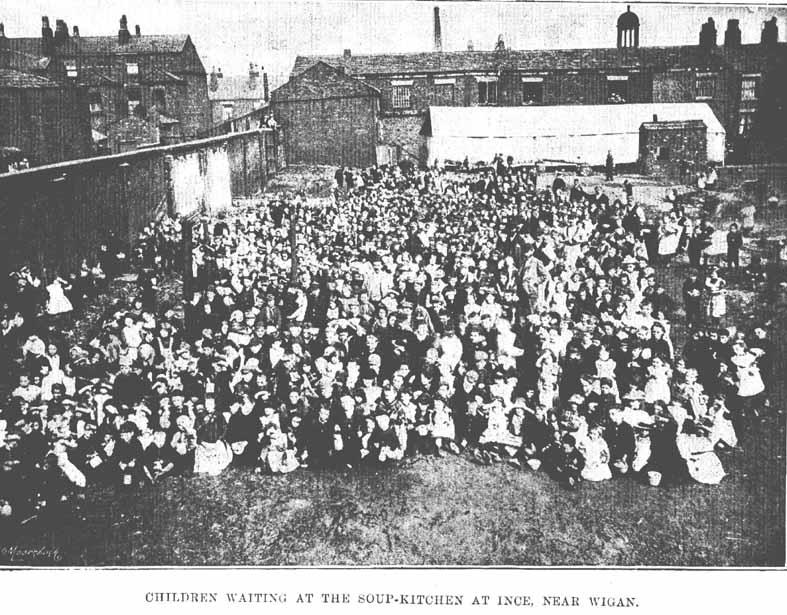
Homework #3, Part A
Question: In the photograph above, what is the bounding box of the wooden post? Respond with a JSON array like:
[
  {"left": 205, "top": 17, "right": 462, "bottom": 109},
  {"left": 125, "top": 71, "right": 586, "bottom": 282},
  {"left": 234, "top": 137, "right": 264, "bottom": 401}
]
[
  {"left": 289, "top": 197, "right": 298, "bottom": 283},
  {"left": 164, "top": 155, "right": 175, "bottom": 216},
  {"left": 183, "top": 221, "right": 193, "bottom": 303}
]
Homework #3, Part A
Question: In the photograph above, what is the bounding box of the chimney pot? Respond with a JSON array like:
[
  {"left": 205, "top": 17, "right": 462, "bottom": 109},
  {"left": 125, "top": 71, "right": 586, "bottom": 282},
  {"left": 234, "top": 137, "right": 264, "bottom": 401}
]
[
  {"left": 135, "top": 25, "right": 141, "bottom": 37},
  {"left": 41, "top": 16, "right": 54, "bottom": 54},
  {"left": 54, "top": 19, "right": 69, "bottom": 45},
  {"left": 467, "top": 40, "right": 474, "bottom": 51},
  {"left": 343, "top": 48, "right": 351, "bottom": 59},
  {"left": 699, "top": 17, "right": 717, "bottom": 49},
  {"left": 73, "top": 25, "right": 79, "bottom": 37},
  {"left": 653, "top": 114, "right": 658, "bottom": 122},
  {"left": 762, "top": 16, "right": 779, "bottom": 46},
  {"left": 118, "top": 15, "right": 130, "bottom": 45},
  {"left": 0, "top": 23, "right": 5, "bottom": 38},
  {"left": 217, "top": 67, "right": 223, "bottom": 78},
  {"left": 725, "top": 19, "right": 741, "bottom": 48}
]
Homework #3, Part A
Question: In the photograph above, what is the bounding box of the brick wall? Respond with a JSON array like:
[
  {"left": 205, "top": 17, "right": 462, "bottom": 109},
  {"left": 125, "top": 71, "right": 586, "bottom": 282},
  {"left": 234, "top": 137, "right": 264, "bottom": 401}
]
[
  {"left": 639, "top": 120, "right": 707, "bottom": 179},
  {"left": 378, "top": 115, "right": 426, "bottom": 163},
  {"left": 0, "top": 128, "right": 284, "bottom": 277},
  {"left": 272, "top": 96, "right": 377, "bottom": 168}
]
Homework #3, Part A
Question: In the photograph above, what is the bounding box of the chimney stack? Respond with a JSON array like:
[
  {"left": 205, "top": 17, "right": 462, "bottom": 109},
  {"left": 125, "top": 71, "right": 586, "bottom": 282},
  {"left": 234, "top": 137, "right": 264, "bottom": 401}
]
[
  {"left": 54, "top": 19, "right": 69, "bottom": 46},
  {"left": 343, "top": 48, "right": 351, "bottom": 60},
  {"left": 135, "top": 24, "right": 141, "bottom": 37},
  {"left": 0, "top": 23, "right": 5, "bottom": 38},
  {"left": 263, "top": 72, "right": 269, "bottom": 102},
  {"left": 467, "top": 40, "right": 474, "bottom": 51},
  {"left": 434, "top": 6, "right": 442, "bottom": 52},
  {"left": 249, "top": 62, "right": 260, "bottom": 88},
  {"left": 762, "top": 17, "right": 778, "bottom": 46},
  {"left": 42, "top": 17, "right": 54, "bottom": 55},
  {"left": 72, "top": 25, "right": 79, "bottom": 38},
  {"left": 217, "top": 67, "right": 223, "bottom": 78},
  {"left": 699, "top": 17, "right": 717, "bottom": 49},
  {"left": 209, "top": 67, "right": 219, "bottom": 91},
  {"left": 653, "top": 114, "right": 658, "bottom": 122},
  {"left": 725, "top": 19, "right": 741, "bottom": 47},
  {"left": 118, "top": 14, "right": 131, "bottom": 45}
]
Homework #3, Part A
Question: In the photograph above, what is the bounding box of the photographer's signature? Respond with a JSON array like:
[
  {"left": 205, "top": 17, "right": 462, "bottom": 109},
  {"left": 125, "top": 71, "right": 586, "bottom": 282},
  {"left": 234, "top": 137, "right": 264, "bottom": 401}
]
[{"left": 0, "top": 545, "right": 63, "bottom": 563}]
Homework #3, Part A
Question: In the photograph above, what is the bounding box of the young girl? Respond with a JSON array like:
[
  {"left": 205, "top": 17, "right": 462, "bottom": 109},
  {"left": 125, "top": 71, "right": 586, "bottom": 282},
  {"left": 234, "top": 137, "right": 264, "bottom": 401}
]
[
  {"left": 644, "top": 356, "right": 672, "bottom": 405},
  {"left": 536, "top": 350, "right": 561, "bottom": 411},
  {"left": 579, "top": 425, "right": 612, "bottom": 482},
  {"left": 704, "top": 268, "right": 727, "bottom": 327}
]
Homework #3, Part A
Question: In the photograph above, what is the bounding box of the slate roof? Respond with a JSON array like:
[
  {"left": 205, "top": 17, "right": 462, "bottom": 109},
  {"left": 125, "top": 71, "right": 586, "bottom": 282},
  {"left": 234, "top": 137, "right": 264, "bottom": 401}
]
[
  {"left": 273, "top": 61, "right": 380, "bottom": 102},
  {"left": 0, "top": 68, "right": 58, "bottom": 88},
  {"left": 3, "top": 35, "right": 189, "bottom": 57},
  {"left": 292, "top": 43, "right": 787, "bottom": 77}
]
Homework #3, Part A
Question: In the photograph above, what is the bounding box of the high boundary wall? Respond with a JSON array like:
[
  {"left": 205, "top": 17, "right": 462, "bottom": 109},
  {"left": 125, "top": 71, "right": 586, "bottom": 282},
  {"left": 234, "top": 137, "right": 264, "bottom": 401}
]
[{"left": 0, "top": 128, "right": 284, "bottom": 278}]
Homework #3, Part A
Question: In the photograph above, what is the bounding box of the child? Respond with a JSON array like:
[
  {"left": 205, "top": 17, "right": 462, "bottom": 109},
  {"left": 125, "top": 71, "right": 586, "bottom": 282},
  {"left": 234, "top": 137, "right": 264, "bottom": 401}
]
[{"left": 549, "top": 434, "right": 585, "bottom": 489}]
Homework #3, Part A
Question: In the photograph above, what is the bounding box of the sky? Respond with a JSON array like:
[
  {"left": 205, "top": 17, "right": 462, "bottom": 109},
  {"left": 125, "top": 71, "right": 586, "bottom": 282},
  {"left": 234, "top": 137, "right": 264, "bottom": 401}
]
[{"left": 2, "top": 1, "right": 786, "bottom": 87}]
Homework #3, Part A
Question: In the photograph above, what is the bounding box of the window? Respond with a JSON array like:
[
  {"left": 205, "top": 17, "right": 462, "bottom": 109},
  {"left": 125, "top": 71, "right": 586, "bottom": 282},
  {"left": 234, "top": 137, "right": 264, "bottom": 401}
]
[
  {"left": 606, "top": 75, "right": 628, "bottom": 103},
  {"left": 741, "top": 75, "right": 760, "bottom": 101},
  {"left": 126, "top": 61, "right": 139, "bottom": 76},
  {"left": 391, "top": 85, "right": 412, "bottom": 109},
  {"left": 478, "top": 80, "right": 498, "bottom": 105},
  {"left": 695, "top": 73, "right": 716, "bottom": 100},
  {"left": 221, "top": 102, "right": 235, "bottom": 121},
  {"left": 521, "top": 78, "right": 543, "bottom": 105},
  {"left": 126, "top": 86, "right": 141, "bottom": 115},
  {"left": 64, "top": 61, "right": 77, "bottom": 79},
  {"left": 430, "top": 82, "right": 455, "bottom": 105},
  {"left": 89, "top": 91, "right": 102, "bottom": 114},
  {"left": 152, "top": 88, "right": 166, "bottom": 111},
  {"left": 738, "top": 111, "right": 754, "bottom": 136},
  {"left": 657, "top": 146, "right": 671, "bottom": 161}
]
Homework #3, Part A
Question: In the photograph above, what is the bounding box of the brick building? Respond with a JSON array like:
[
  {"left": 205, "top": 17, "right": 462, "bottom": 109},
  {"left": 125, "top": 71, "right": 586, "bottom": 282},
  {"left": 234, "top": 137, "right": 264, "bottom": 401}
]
[
  {"left": 639, "top": 119, "right": 708, "bottom": 179},
  {"left": 0, "top": 15, "right": 210, "bottom": 154},
  {"left": 0, "top": 24, "right": 92, "bottom": 167},
  {"left": 208, "top": 64, "right": 269, "bottom": 125},
  {"left": 270, "top": 61, "right": 380, "bottom": 167},
  {"left": 290, "top": 7, "right": 787, "bottom": 165}
]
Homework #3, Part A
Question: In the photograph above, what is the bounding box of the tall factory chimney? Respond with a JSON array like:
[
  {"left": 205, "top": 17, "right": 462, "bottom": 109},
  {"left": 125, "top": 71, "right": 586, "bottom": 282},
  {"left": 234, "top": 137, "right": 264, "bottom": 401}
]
[{"left": 434, "top": 6, "right": 442, "bottom": 52}]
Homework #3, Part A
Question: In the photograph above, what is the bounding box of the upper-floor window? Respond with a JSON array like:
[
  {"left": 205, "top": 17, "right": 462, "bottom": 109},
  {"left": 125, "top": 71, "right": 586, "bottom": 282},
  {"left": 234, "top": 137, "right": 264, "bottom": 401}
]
[
  {"left": 222, "top": 102, "right": 235, "bottom": 121},
  {"left": 695, "top": 73, "right": 716, "bottom": 100},
  {"left": 391, "top": 81, "right": 413, "bottom": 109},
  {"left": 64, "top": 61, "right": 78, "bottom": 79},
  {"left": 478, "top": 79, "right": 498, "bottom": 105},
  {"left": 430, "top": 78, "right": 455, "bottom": 105},
  {"left": 741, "top": 74, "right": 760, "bottom": 101},
  {"left": 521, "top": 77, "right": 544, "bottom": 105},
  {"left": 607, "top": 75, "right": 628, "bottom": 103},
  {"left": 126, "top": 61, "right": 139, "bottom": 76}
]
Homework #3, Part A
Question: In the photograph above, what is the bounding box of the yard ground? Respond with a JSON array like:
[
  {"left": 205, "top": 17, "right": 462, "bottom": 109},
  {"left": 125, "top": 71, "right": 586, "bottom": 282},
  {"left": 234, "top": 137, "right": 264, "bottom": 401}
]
[{"left": 4, "top": 166, "right": 785, "bottom": 566}]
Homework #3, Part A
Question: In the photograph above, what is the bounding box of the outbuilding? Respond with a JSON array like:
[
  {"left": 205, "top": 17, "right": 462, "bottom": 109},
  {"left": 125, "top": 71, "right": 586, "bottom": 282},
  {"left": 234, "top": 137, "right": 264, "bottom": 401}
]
[
  {"left": 270, "top": 61, "right": 381, "bottom": 168},
  {"left": 421, "top": 103, "right": 725, "bottom": 167}
]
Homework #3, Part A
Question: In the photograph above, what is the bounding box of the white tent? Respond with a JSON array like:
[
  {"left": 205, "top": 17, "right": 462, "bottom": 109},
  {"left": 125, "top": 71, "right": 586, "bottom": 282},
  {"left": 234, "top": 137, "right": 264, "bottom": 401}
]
[{"left": 423, "top": 103, "right": 726, "bottom": 166}]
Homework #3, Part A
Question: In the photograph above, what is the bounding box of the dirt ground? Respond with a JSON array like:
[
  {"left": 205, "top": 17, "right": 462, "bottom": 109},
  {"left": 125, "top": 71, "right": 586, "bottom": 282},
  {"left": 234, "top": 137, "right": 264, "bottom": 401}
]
[{"left": 5, "top": 166, "right": 785, "bottom": 566}]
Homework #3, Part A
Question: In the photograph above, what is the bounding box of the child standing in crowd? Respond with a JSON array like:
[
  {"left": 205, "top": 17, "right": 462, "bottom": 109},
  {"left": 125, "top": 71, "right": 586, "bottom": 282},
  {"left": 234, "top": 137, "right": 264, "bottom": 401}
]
[{"left": 2, "top": 158, "right": 779, "bottom": 532}]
